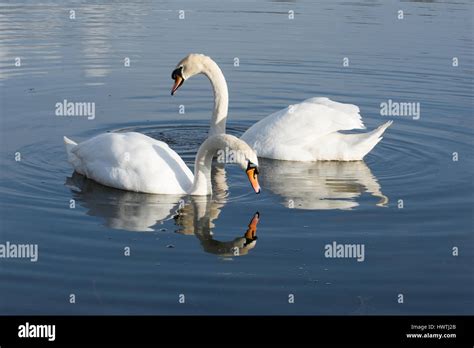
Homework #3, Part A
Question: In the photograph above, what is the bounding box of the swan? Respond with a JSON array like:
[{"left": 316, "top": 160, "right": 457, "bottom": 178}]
[
  {"left": 170, "top": 53, "right": 393, "bottom": 161},
  {"left": 63, "top": 133, "right": 261, "bottom": 195}
]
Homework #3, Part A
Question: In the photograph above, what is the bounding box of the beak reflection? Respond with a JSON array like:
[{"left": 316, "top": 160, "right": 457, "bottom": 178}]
[{"left": 244, "top": 211, "right": 259, "bottom": 246}]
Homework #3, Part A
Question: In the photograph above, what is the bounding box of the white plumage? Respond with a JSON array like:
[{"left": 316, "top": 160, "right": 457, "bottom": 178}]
[
  {"left": 64, "top": 132, "right": 193, "bottom": 194},
  {"left": 241, "top": 97, "right": 393, "bottom": 161},
  {"left": 64, "top": 133, "right": 259, "bottom": 195},
  {"left": 172, "top": 54, "right": 393, "bottom": 161}
]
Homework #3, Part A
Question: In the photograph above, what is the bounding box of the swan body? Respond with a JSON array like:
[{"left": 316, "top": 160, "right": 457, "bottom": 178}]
[
  {"left": 241, "top": 98, "right": 393, "bottom": 161},
  {"left": 171, "top": 54, "right": 392, "bottom": 161},
  {"left": 65, "top": 132, "right": 193, "bottom": 194},
  {"left": 64, "top": 133, "right": 259, "bottom": 195}
]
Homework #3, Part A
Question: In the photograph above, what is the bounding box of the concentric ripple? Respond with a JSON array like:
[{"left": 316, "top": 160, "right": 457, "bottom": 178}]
[{"left": 2, "top": 117, "right": 471, "bottom": 230}]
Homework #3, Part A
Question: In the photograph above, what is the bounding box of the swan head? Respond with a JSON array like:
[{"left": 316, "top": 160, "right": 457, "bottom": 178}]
[
  {"left": 171, "top": 53, "right": 211, "bottom": 95},
  {"left": 206, "top": 134, "right": 261, "bottom": 194},
  {"left": 245, "top": 160, "right": 261, "bottom": 194},
  {"left": 234, "top": 138, "right": 261, "bottom": 194}
]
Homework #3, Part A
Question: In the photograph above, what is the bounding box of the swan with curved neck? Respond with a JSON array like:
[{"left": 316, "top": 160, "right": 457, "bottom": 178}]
[
  {"left": 64, "top": 133, "right": 260, "bottom": 195},
  {"left": 172, "top": 54, "right": 228, "bottom": 137},
  {"left": 171, "top": 53, "right": 393, "bottom": 161}
]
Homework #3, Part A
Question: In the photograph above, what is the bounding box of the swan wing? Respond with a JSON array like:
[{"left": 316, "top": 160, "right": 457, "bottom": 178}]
[
  {"left": 242, "top": 97, "right": 364, "bottom": 145},
  {"left": 68, "top": 132, "right": 193, "bottom": 194},
  {"left": 241, "top": 97, "right": 367, "bottom": 161}
]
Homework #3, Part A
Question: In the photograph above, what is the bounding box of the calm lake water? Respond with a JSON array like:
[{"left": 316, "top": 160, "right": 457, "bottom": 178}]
[{"left": 0, "top": 0, "right": 472, "bottom": 315}]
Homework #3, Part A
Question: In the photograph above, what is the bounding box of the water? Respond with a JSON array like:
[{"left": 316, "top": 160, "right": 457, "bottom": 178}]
[{"left": 0, "top": 0, "right": 472, "bottom": 315}]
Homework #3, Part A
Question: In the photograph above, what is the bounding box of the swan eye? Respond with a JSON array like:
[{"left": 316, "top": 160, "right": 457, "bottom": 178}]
[
  {"left": 171, "top": 66, "right": 184, "bottom": 80},
  {"left": 247, "top": 161, "right": 259, "bottom": 175}
]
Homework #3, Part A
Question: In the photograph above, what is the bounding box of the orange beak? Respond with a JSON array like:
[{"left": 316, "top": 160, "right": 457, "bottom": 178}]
[
  {"left": 244, "top": 212, "right": 260, "bottom": 241},
  {"left": 171, "top": 75, "right": 184, "bottom": 95},
  {"left": 246, "top": 166, "right": 261, "bottom": 194}
]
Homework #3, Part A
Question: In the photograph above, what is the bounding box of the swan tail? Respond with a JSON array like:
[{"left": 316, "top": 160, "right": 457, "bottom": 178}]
[
  {"left": 63, "top": 136, "right": 82, "bottom": 171},
  {"left": 353, "top": 120, "right": 393, "bottom": 160},
  {"left": 369, "top": 120, "right": 393, "bottom": 140}
]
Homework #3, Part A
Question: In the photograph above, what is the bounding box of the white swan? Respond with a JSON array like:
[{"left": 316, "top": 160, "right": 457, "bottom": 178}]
[
  {"left": 170, "top": 53, "right": 393, "bottom": 161},
  {"left": 63, "top": 133, "right": 261, "bottom": 195}
]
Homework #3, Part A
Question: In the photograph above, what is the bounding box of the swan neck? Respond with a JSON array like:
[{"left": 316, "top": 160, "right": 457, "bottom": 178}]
[
  {"left": 189, "top": 135, "right": 234, "bottom": 196},
  {"left": 203, "top": 60, "right": 228, "bottom": 137},
  {"left": 189, "top": 140, "right": 216, "bottom": 196}
]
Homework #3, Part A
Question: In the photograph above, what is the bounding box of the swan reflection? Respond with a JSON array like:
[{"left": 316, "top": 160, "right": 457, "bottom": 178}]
[
  {"left": 65, "top": 165, "right": 260, "bottom": 257},
  {"left": 259, "top": 159, "right": 388, "bottom": 210},
  {"left": 66, "top": 172, "right": 184, "bottom": 232},
  {"left": 174, "top": 195, "right": 259, "bottom": 257}
]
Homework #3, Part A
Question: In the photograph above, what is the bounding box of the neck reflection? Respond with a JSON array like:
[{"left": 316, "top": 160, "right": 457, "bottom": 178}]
[{"left": 175, "top": 195, "right": 259, "bottom": 257}]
